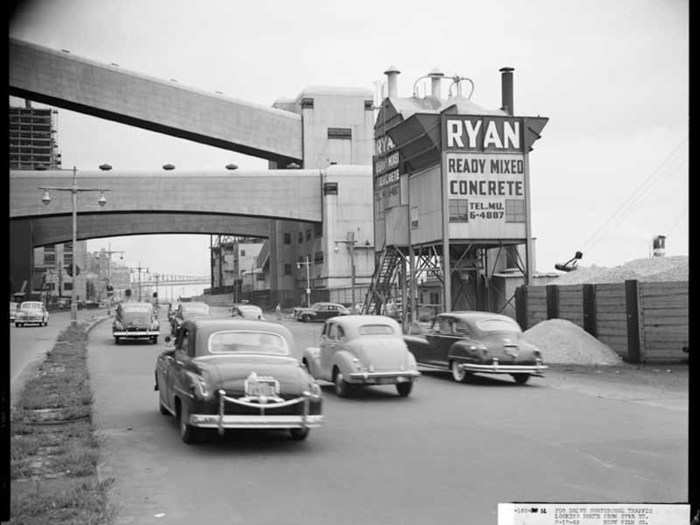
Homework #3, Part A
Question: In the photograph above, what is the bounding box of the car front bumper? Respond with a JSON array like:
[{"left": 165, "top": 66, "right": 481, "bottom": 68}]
[
  {"left": 189, "top": 391, "right": 324, "bottom": 433},
  {"left": 113, "top": 330, "right": 160, "bottom": 337},
  {"left": 458, "top": 361, "right": 548, "bottom": 376},
  {"left": 346, "top": 370, "right": 420, "bottom": 385}
]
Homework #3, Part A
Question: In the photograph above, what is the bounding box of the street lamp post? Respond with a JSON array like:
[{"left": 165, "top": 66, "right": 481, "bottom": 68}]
[
  {"left": 297, "top": 256, "right": 312, "bottom": 308},
  {"left": 40, "top": 166, "right": 110, "bottom": 324},
  {"left": 334, "top": 232, "right": 358, "bottom": 312}
]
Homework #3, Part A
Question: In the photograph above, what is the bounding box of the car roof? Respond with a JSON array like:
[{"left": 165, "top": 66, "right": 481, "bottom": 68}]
[
  {"left": 438, "top": 311, "right": 517, "bottom": 323},
  {"left": 326, "top": 314, "right": 401, "bottom": 333},
  {"left": 184, "top": 318, "right": 298, "bottom": 357}
]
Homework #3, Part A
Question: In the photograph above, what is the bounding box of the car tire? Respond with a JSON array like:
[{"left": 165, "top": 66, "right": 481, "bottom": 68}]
[
  {"left": 450, "top": 360, "right": 470, "bottom": 383},
  {"left": 511, "top": 374, "right": 530, "bottom": 385},
  {"left": 290, "top": 427, "right": 310, "bottom": 441},
  {"left": 396, "top": 382, "right": 413, "bottom": 397},
  {"left": 334, "top": 371, "right": 352, "bottom": 398},
  {"left": 300, "top": 315, "right": 310, "bottom": 323},
  {"left": 15, "top": 323, "right": 21, "bottom": 328},
  {"left": 114, "top": 337, "right": 120, "bottom": 344},
  {"left": 179, "top": 404, "right": 201, "bottom": 444}
]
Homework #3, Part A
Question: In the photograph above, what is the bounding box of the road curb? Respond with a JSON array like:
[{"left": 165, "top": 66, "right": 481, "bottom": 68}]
[{"left": 85, "top": 314, "right": 110, "bottom": 333}]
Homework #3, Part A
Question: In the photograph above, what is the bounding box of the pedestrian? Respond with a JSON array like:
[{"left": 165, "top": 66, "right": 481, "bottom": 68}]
[{"left": 275, "top": 303, "right": 282, "bottom": 320}]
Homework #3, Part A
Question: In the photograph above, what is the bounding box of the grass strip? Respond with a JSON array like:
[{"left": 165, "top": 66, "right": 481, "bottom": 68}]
[{"left": 9, "top": 322, "right": 114, "bottom": 524}]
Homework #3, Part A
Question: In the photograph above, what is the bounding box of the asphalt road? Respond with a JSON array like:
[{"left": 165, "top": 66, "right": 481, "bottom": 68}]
[
  {"left": 9, "top": 308, "right": 107, "bottom": 403},
  {"left": 86, "top": 310, "right": 688, "bottom": 525}
]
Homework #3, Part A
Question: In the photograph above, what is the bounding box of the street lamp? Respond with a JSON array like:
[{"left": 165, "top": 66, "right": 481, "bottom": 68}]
[
  {"left": 334, "top": 232, "right": 358, "bottom": 312},
  {"left": 296, "top": 256, "right": 312, "bottom": 307},
  {"left": 39, "top": 165, "right": 111, "bottom": 324}
]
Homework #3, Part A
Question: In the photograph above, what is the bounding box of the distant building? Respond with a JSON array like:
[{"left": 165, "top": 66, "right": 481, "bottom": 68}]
[{"left": 10, "top": 99, "right": 90, "bottom": 302}]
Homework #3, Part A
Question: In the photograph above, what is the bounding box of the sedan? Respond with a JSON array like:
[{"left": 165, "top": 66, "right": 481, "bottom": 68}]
[
  {"left": 404, "top": 311, "right": 547, "bottom": 384},
  {"left": 232, "top": 304, "right": 265, "bottom": 320},
  {"left": 113, "top": 301, "right": 160, "bottom": 344},
  {"left": 303, "top": 315, "right": 420, "bottom": 397},
  {"left": 296, "top": 302, "right": 350, "bottom": 322},
  {"left": 15, "top": 301, "right": 49, "bottom": 327},
  {"left": 155, "top": 318, "right": 323, "bottom": 444}
]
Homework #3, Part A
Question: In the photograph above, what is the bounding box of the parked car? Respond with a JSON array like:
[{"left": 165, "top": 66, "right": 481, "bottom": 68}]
[
  {"left": 113, "top": 301, "right": 160, "bottom": 344},
  {"left": 154, "top": 318, "right": 323, "bottom": 444},
  {"left": 14, "top": 301, "right": 49, "bottom": 327},
  {"left": 170, "top": 301, "right": 210, "bottom": 336},
  {"left": 303, "top": 315, "right": 420, "bottom": 397},
  {"left": 404, "top": 311, "right": 547, "bottom": 384},
  {"left": 296, "top": 302, "right": 350, "bottom": 322},
  {"left": 9, "top": 302, "right": 18, "bottom": 322},
  {"left": 232, "top": 304, "right": 264, "bottom": 320}
]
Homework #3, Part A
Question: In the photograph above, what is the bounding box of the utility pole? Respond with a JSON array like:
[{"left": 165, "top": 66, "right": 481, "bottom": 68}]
[
  {"left": 128, "top": 264, "right": 149, "bottom": 302},
  {"left": 335, "top": 232, "right": 358, "bottom": 312},
  {"left": 297, "top": 256, "right": 312, "bottom": 307}
]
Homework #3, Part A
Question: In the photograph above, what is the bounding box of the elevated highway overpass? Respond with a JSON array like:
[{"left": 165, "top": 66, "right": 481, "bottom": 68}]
[{"left": 9, "top": 38, "right": 303, "bottom": 164}]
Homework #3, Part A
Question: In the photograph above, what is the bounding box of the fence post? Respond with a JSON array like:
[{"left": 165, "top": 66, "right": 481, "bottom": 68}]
[
  {"left": 546, "top": 284, "right": 559, "bottom": 319},
  {"left": 625, "top": 279, "right": 641, "bottom": 364},
  {"left": 582, "top": 284, "right": 597, "bottom": 337},
  {"left": 515, "top": 285, "right": 528, "bottom": 331}
]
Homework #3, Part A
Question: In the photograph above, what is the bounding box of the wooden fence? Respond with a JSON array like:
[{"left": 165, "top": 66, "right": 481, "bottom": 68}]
[{"left": 515, "top": 280, "right": 688, "bottom": 363}]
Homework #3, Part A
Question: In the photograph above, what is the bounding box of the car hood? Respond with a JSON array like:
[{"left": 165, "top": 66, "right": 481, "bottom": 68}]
[
  {"left": 346, "top": 337, "right": 412, "bottom": 370},
  {"left": 195, "top": 354, "right": 311, "bottom": 395}
]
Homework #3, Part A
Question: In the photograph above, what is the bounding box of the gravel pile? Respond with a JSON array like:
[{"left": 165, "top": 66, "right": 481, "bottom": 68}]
[
  {"left": 523, "top": 319, "right": 623, "bottom": 365},
  {"left": 553, "top": 255, "right": 688, "bottom": 285}
]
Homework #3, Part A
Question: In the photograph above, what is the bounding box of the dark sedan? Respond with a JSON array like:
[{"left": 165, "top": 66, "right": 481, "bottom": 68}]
[
  {"left": 113, "top": 301, "right": 159, "bottom": 344},
  {"left": 170, "top": 301, "right": 210, "bottom": 335},
  {"left": 296, "top": 302, "right": 350, "bottom": 322},
  {"left": 155, "top": 318, "right": 323, "bottom": 444},
  {"left": 404, "top": 311, "right": 547, "bottom": 384}
]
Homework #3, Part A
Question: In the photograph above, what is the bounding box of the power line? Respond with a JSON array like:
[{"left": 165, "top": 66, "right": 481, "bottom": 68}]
[{"left": 581, "top": 136, "right": 687, "bottom": 251}]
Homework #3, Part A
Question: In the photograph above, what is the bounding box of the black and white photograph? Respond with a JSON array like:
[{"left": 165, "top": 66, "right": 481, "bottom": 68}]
[{"left": 7, "top": 1, "right": 690, "bottom": 523}]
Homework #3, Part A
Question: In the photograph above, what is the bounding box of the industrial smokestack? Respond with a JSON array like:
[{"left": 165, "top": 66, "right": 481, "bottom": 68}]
[
  {"left": 429, "top": 67, "right": 444, "bottom": 99},
  {"left": 499, "top": 67, "right": 514, "bottom": 115},
  {"left": 384, "top": 65, "right": 401, "bottom": 98}
]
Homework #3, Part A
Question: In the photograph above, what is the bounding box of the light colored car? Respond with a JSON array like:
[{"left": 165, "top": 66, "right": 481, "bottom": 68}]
[
  {"left": 113, "top": 301, "right": 160, "bottom": 344},
  {"left": 302, "top": 315, "right": 420, "bottom": 398},
  {"left": 15, "top": 301, "right": 49, "bottom": 327},
  {"left": 232, "top": 304, "right": 265, "bottom": 320}
]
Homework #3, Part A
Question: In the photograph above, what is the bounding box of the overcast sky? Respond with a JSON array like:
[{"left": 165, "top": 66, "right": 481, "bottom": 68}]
[{"left": 10, "top": 0, "right": 688, "bottom": 281}]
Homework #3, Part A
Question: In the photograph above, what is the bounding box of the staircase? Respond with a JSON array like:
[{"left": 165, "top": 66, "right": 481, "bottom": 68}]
[{"left": 361, "top": 247, "right": 402, "bottom": 315}]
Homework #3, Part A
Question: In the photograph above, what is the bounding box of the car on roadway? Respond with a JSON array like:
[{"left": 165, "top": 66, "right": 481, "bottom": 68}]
[
  {"left": 113, "top": 301, "right": 160, "bottom": 344},
  {"left": 170, "top": 301, "right": 210, "bottom": 336},
  {"left": 403, "top": 311, "right": 547, "bottom": 384},
  {"left": 14, "top": 301, "right": 49, "bottom": 327},
  {"left": 9, "top": 301, "right": 18, "bottom": 322},
  {"left": 302, "top": 315, "right": 420, "bottom": 397},
  {"left": 296, "top": 302, "right": 350, "bottom": 322},
  {"left": 232, "top": 304, "right": 265, "bottom": 320},
  {"left": 154, "top": 318, "right": 323, "bottom": 444}
]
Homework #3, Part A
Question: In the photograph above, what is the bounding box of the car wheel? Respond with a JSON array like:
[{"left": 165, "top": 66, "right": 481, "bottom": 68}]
[
  {"left": 334, "top": 371, "right": 352, "bottom": 398},
  {"left": 179, "top": 404, "right": 201, "bottom": 444},
  {"left": 396, "top": 382, "right": 413, "bottom": 397},
  {"left": 300, "top": 315, "right": 309, "bottom": 322},
  {"left": 290, "top": 427, "right": 310, "bottom": 441},
  {"left": 511, "top": 374, "right": 530, "bottom": 385},
  {"left": 114, "top": 337, "right": 120, "bottom": 344},
  {"left": 450, "top": 361, "right": 470, "bottom": 383},
  {"left": 15, "top": 323, "right": 21, "bottom": 328}
]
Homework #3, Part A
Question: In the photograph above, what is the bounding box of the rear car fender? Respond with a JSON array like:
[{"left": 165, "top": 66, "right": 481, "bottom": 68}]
[
  {"left": 332, "top": 350, "right": 358, "bottom": 376},
  {"left": 302, "top": 347, "right": 321, "bottom": 377}
]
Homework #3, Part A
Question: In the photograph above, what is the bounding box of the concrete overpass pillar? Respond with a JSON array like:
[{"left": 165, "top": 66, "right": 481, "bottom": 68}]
[{"left": 10, "top": 221, "right": 34, "bottom": 298}]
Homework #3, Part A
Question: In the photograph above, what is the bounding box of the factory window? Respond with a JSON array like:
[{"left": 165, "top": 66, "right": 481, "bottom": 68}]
[
  {"left": 240, "top": 250, "right": 245, "bottom": 256},
  {"left": 314, "top": 251, "right": 324, "bottom": 264},
  {"left": 505, "top": 199, "right": 526, "bottom": 223},
  {"left": 327, "top": 127, "right": 352, "bottom": 140},
  {"left": 314, "top": 223, "right": 323, "bottom": 238},
  {"left": 306, "top": 229, "right": 312, "bottom": 241},
  {"left": 448, "top": 199, "right": 469, "bottom": 222},
  {"left": 284, "top": 264, "right": 292, "bottom": 275},
  {"left": 64, "top": 283, "right": 73, "bottom": 291},
  {"left": 284, "top": 233, "right": 291, "bottom": 244},
  {"left": 298, "top": 232, "right": 304, "bottom": 244},
  {"left": 323, "top": 182, "right": 338, "bottom": 195}
]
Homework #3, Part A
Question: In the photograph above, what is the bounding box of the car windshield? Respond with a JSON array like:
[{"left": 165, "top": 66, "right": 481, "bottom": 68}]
[
  {"left": 121, "top": 304, "right": 152, "bottom": 313},
  {"left": 20, "top": 303, "right": 42, "bottom": 310},
  {"left": 184, "top": 303, "right": 209, "bottom": 314},
  {"left": 475, "top": 318, "right": 521, "bottom": 333},
  {"left": 208, "top": 330, "right": 289, "bottom": 355},
  {"left": 358, "top": 324, "right": 395, "bottom": 336}
]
